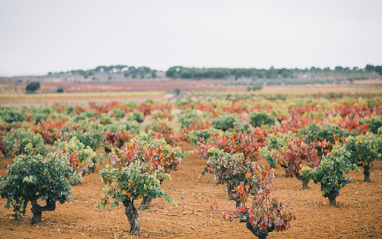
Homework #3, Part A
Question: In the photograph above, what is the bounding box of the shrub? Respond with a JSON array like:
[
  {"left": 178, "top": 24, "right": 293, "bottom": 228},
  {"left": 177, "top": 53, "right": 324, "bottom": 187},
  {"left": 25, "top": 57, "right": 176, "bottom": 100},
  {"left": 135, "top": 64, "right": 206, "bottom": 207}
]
[
  {"left": 211, "top": 114, "right": 244, "bottom": 132},
  {"left": 144, "top": 120, "right": 178, "bottom": 147},
  {"left": 103, "top": 130, "right": 132, "bottom": 153},
  {"left": 54, "top": 137, "right": 97, "bottom": 184},
  {"left": 73, "top": 110, "right": 96, "bottom": 122},
  {"left": 213, "top": 147, "right": 295, "bottom": 238},
  {"left": 95, "top": 163, "right": 176, "bottom": 235},
  {"left": 0, "top": 144, "right": 73, "bottom": 224},
  {"left": 29, "top": 118, "right": 66, "bottom": 144},
  {"left": 98, "top": 113, "right": 113, "bottom": 125},
  {"left": 249, "top": 111, "right": 275, "bottom": 127},
  {"left": 65, "top": 105, "right": 75, "bottom": 114},
  {"left": 260, "top": 132, "right": 295, "bottom": 167},
  {"left": 274, "top": 137, "right": 320, "bottom": 190},
  {"left": 110, "top": 108, "right": 125, "bottom": 119},
  {"left": 136, "top": 102, "right": 152, "bottom": 116},
  {"left": 301, "top": 145, "right": 358, "bottom": 206},
  {"left": 25, "top": 82, "right": 40, "bottom": 93},
  {"left": 298, "top": 122, "right": 352, "bottom": 156},
  {"left": 110, "top": 136, "right": 187, "bottom": 209},
  {"left": 125, "top": 111, "right": 144, "bottom": 123},
  {"left": 151, "top": 110, "right": 173, "bottom": 121},
  {"left": 299, "top": 122, "right": 351, "bottom": 144},
  {"left": 344, "top": 134, "right": 382, "bottom": 182},
  {"left": 359, "top": 116, "right": 382, "bottom": 134},
  {"left": 1, "top": 128, "right": 47, "bottom": 157},
  {"left": 177, "top": 109, "right": 202, "bottom": 129},
  {"left": 59, "top": 129, "right": 104, "bottom": 152},
  {"left": 195, "top": 131, "right": 265, "bottom": 162},
  {"left": 185, "top": 128, "right": 220, "bottom": 145},
  {"left": 205, "top": 148, "right": 260, "bottom": 210},
  {"left": 103, "top": 120, "right": 140, "bottom": 135},
  {"left": 0, "top": 107, "right": 26, "bottom": 123},
  {"left": 111, "top": 137, "right": 185, "bottom": 176}
]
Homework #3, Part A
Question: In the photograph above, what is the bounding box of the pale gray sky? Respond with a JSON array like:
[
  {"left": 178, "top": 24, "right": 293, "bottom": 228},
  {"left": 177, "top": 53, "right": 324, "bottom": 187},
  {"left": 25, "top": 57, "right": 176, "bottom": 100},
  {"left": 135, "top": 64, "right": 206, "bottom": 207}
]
[{"left": 0, "top": 0, "right": 381, "bottom": 76}]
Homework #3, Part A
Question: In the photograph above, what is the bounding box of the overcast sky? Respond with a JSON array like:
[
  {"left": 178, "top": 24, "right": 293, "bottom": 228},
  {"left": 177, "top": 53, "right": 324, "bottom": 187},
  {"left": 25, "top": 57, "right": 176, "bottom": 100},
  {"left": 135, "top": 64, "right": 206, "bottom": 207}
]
[{"left": 0, "top": 0, "right": 381, "bottom": 76}]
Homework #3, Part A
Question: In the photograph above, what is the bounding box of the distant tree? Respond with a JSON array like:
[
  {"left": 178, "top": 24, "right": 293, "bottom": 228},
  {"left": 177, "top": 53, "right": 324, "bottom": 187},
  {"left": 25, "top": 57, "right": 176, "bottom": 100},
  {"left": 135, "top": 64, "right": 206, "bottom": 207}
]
[
  {"left": 181, "top": 71, "right": 192, "bottom": 78},
  {"left": 281, "top": 69, "right": 292, "bottom": 78},
  {"left": 151, "top": 71, "right": 157, "bottom": 78},
  {"left": 25, "top": 82, "right": 40, "bottom": 93},
  {"left": 166, "top": 67, "right": 181, "bottom": 78},
  {"left": 365, "top": 64, "right": 375, "bottom": 72},
  {"left": 265, "top": 66, "right": 278, "bottom": 79},
  {"left": 375, "top": 66, "right": 382, "bottom": 76},
  {"left": 114, "top": 65, "right": 128, "bottom": 72},
  {"left": 128, "top": 66, "right": 137, "bottom": 73},
  {"left": 334, "top": 66, "right": 344, "bottom": 72},
  {"left": 94, "top": 66, "right": 107, "bottom": 72},
  {"left": 323, "top": 67, "right": 331, "bottom": 72},
  {"left": 57, "top": 88, "right": 64, "bottom": 93}
]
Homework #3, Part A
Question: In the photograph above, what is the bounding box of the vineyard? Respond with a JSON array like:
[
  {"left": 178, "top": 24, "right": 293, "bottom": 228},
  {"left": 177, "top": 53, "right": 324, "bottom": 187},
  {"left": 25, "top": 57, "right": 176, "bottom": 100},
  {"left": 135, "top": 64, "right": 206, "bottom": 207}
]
[{"left": 0, "top": 94, "right": 382, "bottom": 238}]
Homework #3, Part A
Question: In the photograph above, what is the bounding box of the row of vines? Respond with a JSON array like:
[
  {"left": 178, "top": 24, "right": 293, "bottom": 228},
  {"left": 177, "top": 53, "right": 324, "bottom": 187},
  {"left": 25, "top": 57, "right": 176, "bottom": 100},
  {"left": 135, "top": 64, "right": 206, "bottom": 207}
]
[{"left": 1, "top": 95, "right": 382, "bottom": 238}]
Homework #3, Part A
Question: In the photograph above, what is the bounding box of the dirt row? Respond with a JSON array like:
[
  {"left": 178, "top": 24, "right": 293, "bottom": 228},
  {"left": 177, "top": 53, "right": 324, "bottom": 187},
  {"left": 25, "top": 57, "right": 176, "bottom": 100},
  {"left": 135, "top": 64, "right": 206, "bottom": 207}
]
[{"left": 0, "top": 142, "right": 381, "bottom": 238}]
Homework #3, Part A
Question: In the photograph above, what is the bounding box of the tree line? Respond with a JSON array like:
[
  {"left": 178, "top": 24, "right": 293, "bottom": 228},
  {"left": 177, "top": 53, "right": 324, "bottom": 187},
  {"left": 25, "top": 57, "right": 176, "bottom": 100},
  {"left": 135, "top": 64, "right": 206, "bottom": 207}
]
[
  {"left": 49, "top": 65, "right": 157, "bottom": 79},
  {"left": 166, "top": 65, "right": 382, "bottom": 80},
  {"left": 47, "top": 64, "right": 382, "bottom": 80}
]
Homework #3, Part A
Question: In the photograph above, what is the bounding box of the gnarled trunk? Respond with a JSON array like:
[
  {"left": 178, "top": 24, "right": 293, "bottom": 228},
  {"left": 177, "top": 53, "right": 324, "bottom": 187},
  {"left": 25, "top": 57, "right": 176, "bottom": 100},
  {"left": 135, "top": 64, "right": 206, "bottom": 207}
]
[
  {"left": 322, "top": 190, "right": 339, "bottom": 207},
  {"left": 138, "top": 197, "right": 152, "bottom": 210},
  {"left": 227, "top": 185, "right": 241, "bottom": 207},
  {"left": 363, "top": 164, "right": 371, "bottom": 183},
  {"left": 246, "top": 220, "right": 275, "bottom": 239},
  {"left": 302, "top": 179, "right": 309, "bottom": 190},
  {"left": 31, "top": 199, "right": 56, "bottom": 224},
  {"left": 123, "top": 199, "right": 140, "bottom": 236},
  {"left": 90, "top": 158, "right": 97, "bottom": 173},
  {"left": 227, "top": 185, "right": 246, "bottom": 222},
  {"left": 296, "top": 173, "right": 310, "bottom": 190}
]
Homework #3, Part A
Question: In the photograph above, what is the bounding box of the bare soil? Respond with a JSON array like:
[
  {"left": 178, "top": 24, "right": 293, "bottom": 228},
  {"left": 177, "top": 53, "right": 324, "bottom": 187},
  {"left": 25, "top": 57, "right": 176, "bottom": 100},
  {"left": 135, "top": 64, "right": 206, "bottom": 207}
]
[{"left": 0, "top": 143, "right": 381, "bottom": 239}]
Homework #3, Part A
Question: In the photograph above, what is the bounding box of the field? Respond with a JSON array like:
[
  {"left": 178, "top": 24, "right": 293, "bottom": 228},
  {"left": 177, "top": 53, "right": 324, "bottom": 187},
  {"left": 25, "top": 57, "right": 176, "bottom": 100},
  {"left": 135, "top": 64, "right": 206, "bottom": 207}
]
[
  {"left": 0, "top": 92, "right": 382, "bottom": 239},
  {"left": 0, "top": 91, "right": 170, "bottom": 107},
  {"left": 0, "top": 79, "right": 233, "bottom": 106},
  {"left": 1, "top": 79, "right": 382, "bottom": 107},
  {"left": 0, "top": 143, "right": 381, "bottom": 239}
]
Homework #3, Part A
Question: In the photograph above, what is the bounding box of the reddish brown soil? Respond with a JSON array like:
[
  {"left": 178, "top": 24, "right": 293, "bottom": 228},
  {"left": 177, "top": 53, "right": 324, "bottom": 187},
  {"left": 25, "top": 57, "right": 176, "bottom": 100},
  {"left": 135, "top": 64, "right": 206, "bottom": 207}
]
[
  {"left": 36, "top": 80, "right": 231, "bottom": 93},
  {"left": 0, "top": 143, "right": 381, "bottom": 239},
  {"left": 0, "top": 95, "right": 170, "bottom": 105}
]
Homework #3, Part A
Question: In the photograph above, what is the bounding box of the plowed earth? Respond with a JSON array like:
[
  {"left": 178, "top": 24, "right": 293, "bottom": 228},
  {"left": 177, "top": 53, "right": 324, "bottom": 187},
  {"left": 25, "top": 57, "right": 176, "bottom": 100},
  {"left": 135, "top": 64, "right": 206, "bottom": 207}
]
[{"left": 0, "top": 143, "right": 381, "bottom": 239}]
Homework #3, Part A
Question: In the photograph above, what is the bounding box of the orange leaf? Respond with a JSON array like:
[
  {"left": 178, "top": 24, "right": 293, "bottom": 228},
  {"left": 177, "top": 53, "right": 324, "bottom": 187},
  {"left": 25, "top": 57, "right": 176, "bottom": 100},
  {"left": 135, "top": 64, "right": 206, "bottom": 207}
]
[{"left": 245, "top": 172, "right": 251, "bottom": 178}]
